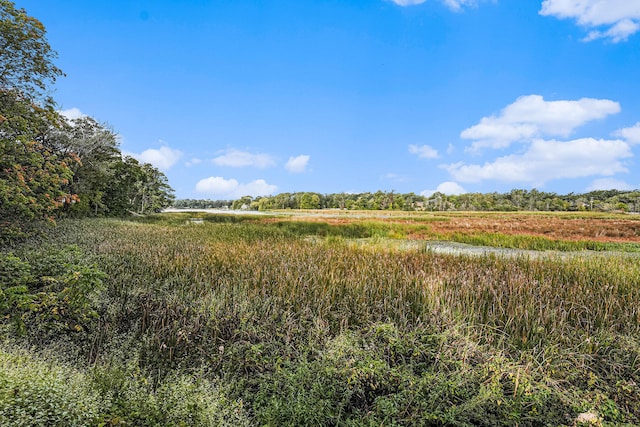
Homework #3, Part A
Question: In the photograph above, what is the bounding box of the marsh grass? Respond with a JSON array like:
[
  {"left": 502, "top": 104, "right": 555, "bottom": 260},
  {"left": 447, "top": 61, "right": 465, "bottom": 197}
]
[
  {"left": 444, "top": 231, "right": 640, "bottom": 252},
  {"left": 2, "top": 215, "right": 640, "bottom": 425}
]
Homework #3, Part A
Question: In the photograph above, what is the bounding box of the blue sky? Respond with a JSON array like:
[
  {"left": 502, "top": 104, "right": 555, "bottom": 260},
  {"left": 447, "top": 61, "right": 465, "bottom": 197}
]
[{"left": 21, "top": 0, "right": 640, "bottom": 199}]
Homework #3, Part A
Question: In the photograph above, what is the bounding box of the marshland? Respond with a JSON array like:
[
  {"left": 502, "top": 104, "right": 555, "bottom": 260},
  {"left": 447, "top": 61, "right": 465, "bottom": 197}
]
[
  {"left": 4, "top": 0, "right": 640, "bottom": 425},
  {"left": 2, "top": 211, "right": 640, "bottom": 426}
]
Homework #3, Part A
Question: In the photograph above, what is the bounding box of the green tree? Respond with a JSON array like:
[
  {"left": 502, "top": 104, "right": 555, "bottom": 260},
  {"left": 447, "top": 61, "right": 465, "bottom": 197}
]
[
  {"left": 299, "top": 192, "right": 321, "bottom": 209},
  {"left": 0, "top": 90, "right": 75, "bottom": 240},
  {"left": 0, "top": 0, "right": 63, "bottom": 104},
  {"left": 232, "top": 196, "right": 254, "bottom": 210},
  {"left": 102, "top": 156, "right": 174, "bottom": 216},
  {"left": 50, "top": 116, "right": 121, "bottom": 216},
  {"left": 0, "top": 1, "right": 72, "bottom": 240},
  {"left": 135, "top": 162, "right": 174, "bottom": 214}
]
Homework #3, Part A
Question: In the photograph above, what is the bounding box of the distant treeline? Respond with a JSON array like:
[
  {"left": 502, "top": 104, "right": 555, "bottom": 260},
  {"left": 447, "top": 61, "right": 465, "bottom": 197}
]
[
  {"left": 174, "top": 189, "right": 640, "bottom": 212},
  {"left": 172, "top": 199, "right": 234, "bottom": 209}
]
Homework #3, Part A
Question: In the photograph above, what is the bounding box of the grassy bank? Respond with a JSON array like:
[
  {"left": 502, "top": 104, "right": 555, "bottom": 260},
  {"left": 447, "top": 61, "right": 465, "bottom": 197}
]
[{"left": 2, "top": 215, "right": 640, "bottom": 425}]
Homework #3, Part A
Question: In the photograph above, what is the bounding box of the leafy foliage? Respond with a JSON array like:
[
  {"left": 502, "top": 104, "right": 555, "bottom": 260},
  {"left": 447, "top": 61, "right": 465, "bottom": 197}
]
[
  {"left": 0, "top": 90, "right": 76, "bottom": 240},
  {"left": 0, "top": 245, "right": 105, "bottom": 337},
  {"left": 0, "top": 348, "right": 101, "bottom": 427},
  {"left": 48, "top": 117, "right": 175, "bottom": 217},
  {"left": 206, "top": 188, "right": 640, "bottom": 212},
  {"left": 0, "top": 347, "right": 250, "bottom": 427},
  {"left": 0, "top": 1, "right": 174, "bottom": 241},
  {"left": 101, "top": 156, "right": 174, "bottom": 216},
  {"left": 0, "top": 0, "right": 63, "bottom": 103},
  {"left": 50, "top": 116, "right": 121, "bottom": 216},
  {"left": 10, "top": 217, "right": 634, "bottom": 425}
]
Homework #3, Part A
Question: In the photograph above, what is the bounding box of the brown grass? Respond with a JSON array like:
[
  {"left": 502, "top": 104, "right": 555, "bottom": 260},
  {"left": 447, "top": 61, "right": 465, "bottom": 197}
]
[{"left": 263, "top": 211, "right": 640, "bottom": 243}]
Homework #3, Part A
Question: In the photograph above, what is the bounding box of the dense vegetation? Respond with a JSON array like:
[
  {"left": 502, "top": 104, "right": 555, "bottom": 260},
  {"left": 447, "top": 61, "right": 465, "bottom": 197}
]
[
  {"left": 3, "top": 2, "right": 640, "bottom": 425},
  {"left": 0, "top": 0, "right": 174, "bottom": 242},
  {"left": 1, "top": 214, "right": 640, "bottom": 425},
  {"left": 172, "top": 198, "right": 233, "bottom": 210},
  {"left": 175, "top": 188, "right": 640, "bottom": 213}
]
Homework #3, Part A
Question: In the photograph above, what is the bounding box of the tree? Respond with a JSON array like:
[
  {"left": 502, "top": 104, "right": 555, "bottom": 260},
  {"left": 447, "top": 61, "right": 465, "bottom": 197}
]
[
  {"left": 101, "top": 156, "right": 174, "bottom": 216},
  {"left": 299, "top": 192, "right": 321, "bottom": 209},
  {"left": 0, "top": 0, "right": 63, "bottom": 104},
  {"left": 0, "top": 2, "right": 72, "bottom": 240},
  {"left": 0, "top": 90, "right": 75, "bottom": 239},
  {"left": 50, "top": 116, "right": 121, "bottom": 216},
  {"left": 232, "top": 196, "right": 254, "bottom": 210}
]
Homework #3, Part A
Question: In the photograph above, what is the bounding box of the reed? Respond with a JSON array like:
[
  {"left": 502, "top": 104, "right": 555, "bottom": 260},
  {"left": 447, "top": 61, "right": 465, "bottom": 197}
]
[{"left": 3, "top": 216, "right": 639, "bottom": 425}]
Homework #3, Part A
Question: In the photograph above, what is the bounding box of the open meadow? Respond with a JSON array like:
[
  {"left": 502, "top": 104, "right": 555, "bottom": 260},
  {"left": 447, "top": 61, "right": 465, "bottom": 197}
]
[{"left": 2, "top": 211, "right": 640, "bottom": 426}]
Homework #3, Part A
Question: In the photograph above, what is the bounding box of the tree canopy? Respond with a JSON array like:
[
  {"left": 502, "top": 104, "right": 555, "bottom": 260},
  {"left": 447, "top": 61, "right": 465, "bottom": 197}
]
[
  {"left": 0, "top": 0, "right": 63, "bottom": 104},
  {"left": 175, "top": 189, "right": 640, "bottom": 213},
  {"left": 0, "top": 87, "right": 76, "bottom": 239},
  {"left": 1, "top": 1, "right": 174, "bottom": 241}
]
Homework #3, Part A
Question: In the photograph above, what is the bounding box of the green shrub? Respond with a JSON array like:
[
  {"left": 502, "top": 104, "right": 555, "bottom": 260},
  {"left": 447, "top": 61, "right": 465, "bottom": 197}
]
[
  {"left": 0, "top": 246, "right": 106, "bottom": 338},
  {"left": 90, "top": 362, "right": 251, "bottom": 426},
  {"left": 0, "top": 253, "right": 35, "bottom": 334},
  {"left": 0, "top": 348, "right": 101, "bottom": 427},
  {"left": 253, "top": 324, "right": 572, "bottom": 426}
]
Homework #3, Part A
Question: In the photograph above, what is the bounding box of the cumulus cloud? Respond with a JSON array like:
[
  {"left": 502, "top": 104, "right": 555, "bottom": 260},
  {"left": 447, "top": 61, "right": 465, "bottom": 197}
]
[
  {"left": 587, "top": 178, "right": 635, "bottom": 192},
  {"left": 446, "top": 138, "right": 632, "bottom": 185},
  {"left": 409, "top": 144, "right": 440, "bottom": 159},
  {"left": 441, "top": 0, "right": 476, "bottom": 11},
  {"left": 195, "top": 176, "right": 278, "bottom": 198},
  {"left": 285, "top": 155, "right": 310, "bottom": 173},
  {"left": 127, "top": 145, "right": 183, "bottom": 171},
  {"left": 390, "top": 0, "right": 427, "bottom": 5},
  {"left": 185, "top": 158, "right": 202, "bottom": 167},
  {"left": 583, "top": 19, "right": 640, "bottom": 43},
  {"left": 382, "top": 173, "right": 409, "bottom": 183},
  {"left": 212, "top": 149, "right": 276, "bottom": 168},
  {"left": 461, "top": 95, "right": 620, "bottom": 151},
  {"left": 421, "top": 181, "right": 467, "bottom": 197},
  {"left": 540, "top": 0, "right": 640, "bottom": 42},
  {"left": 614, "top": 122, "right": 640, "bottom": 144},
  {"left": 59, "top": 107, "right": 86, "bottom": 121},
  {"left": 389, "top": 0, "right": 476, "bottom": 10}
]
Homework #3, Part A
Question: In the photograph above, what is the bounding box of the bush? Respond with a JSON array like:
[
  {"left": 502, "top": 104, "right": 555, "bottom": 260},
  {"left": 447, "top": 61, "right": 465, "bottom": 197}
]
[
  {"left": 252, "top": 324, "right": 572, "bottom": 426},
  {"left": 0, "top": 347, "right": 251, "bottom": 427},
  {"left": 0, "top": 245, "right": 106, "bottom": 337},
  {"left": 0, "top": 348, "right": 101, "bottom": 426},
  {"left": 90, "top": 362, "right": 251, "bottom": 426}
]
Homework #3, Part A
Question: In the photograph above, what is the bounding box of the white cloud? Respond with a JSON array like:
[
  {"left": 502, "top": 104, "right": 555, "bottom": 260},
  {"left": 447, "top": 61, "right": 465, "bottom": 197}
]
[
  {"left": 285, "top": 155, "right": 310, "bottom": 173},
  {"left": 389, "top": 0, "right": 476, "bottom": 10},
  {"left": 185, "top": 158, "right": 203, "bottom": 167},
  {"left": 195, "top": 176, "right": 239, "bottom": 194},
  {"left": 409, "top": 144, "right": 439, "bottom": 159},
  {"left": 461, "top": 95, "right": 620, "bottom": 151},
  {"left": 614, "top": 122, "right": 640, "bottom": 144},
  {"left": 587, "top": 178, "right": 635, "bottom": 192},
  {"left": 59, "top": 107, "right": 86, "bottom": 121},
  {"left": 195, "top": 176, "right": 277, "bottom": 198},
  {"left": 421, "top": 181, "right": 467, "bottom": 197},
  {"left": 583, "top": 19, "right": 640, "bottom": 43},
  {"left": 382, "top": 173, "right": 409, "bottom": 182},
  {"left": 442, "top": 0, "right": 476, "bottom": 11},
  {"left": 446, "top": 138, "right": 632, "bottom": 185},
  {"left": 390, "top": 0, "right": 426, "bottom": 5},
  {"left": 128, "top": 145, "right": 183, "bottom": 171},
  {"left": 212, "top": 149, "right": 276, "bottom": 168},
  {"left": 540, "top": 0, "right": 640, "bottom": 42}
]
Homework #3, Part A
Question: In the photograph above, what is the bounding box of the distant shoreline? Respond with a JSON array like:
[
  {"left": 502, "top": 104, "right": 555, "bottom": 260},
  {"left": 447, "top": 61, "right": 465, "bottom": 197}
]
[{"left": 162, "top": 208, "right": 266, "bottom": 215}]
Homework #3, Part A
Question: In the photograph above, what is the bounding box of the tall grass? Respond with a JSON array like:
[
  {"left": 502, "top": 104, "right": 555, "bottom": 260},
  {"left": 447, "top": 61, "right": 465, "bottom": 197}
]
[
  {"left": 445, "top": 231, "right": 640, "bottom": 252},
  {"left": 3, "top": 216, "right": 640, "bottom": 425}
]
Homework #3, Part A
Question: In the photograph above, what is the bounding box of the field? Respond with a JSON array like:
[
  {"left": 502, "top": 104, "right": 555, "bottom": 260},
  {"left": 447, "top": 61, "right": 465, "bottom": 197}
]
[{"left": 2, "top": 211, "right": 640, "bottom": 426}]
